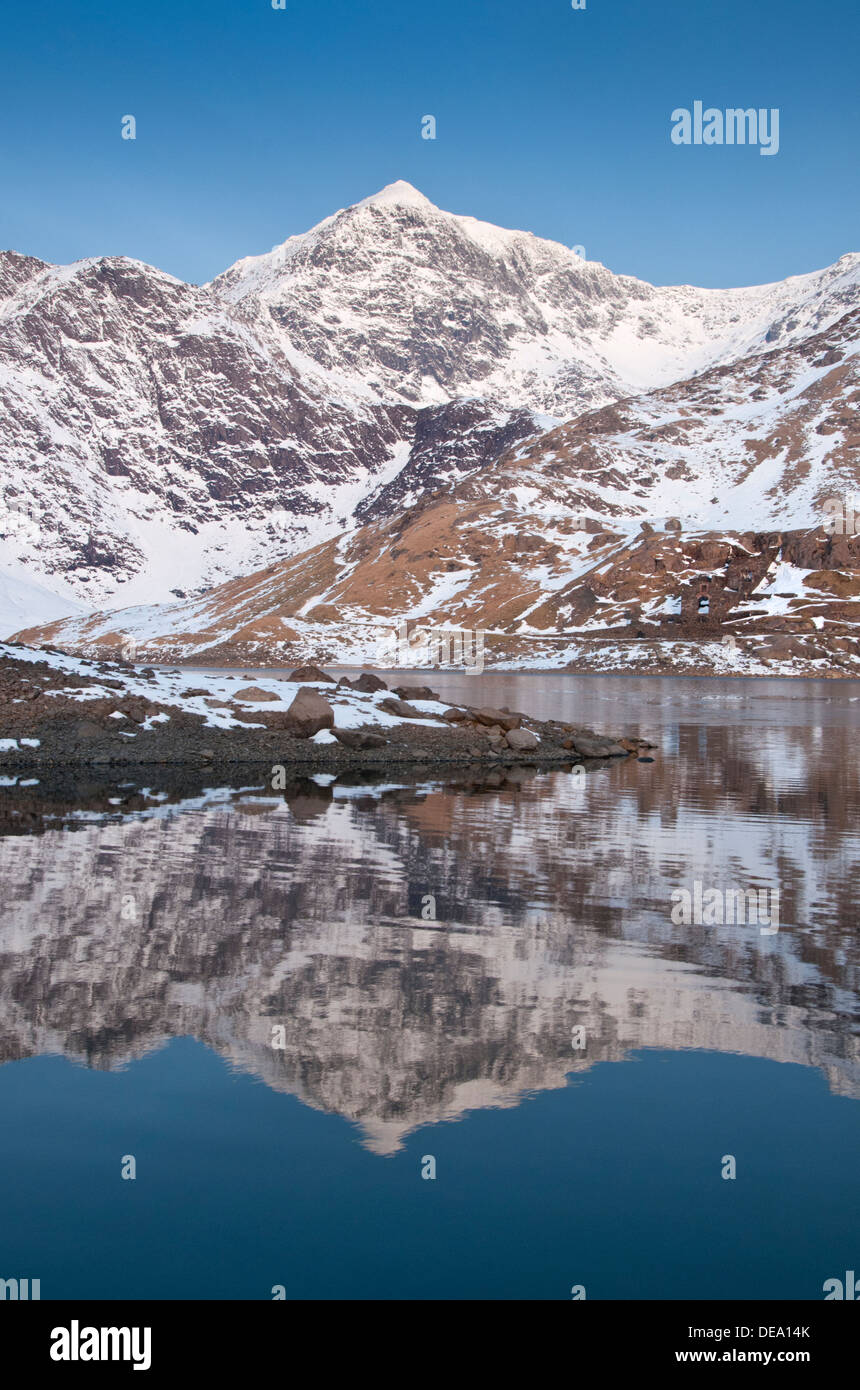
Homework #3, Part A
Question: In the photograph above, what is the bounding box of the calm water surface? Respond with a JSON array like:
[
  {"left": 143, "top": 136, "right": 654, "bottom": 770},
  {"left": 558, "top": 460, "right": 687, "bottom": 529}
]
[{"left": 0, "top": 674, "right": 857, "bottom": 1299}]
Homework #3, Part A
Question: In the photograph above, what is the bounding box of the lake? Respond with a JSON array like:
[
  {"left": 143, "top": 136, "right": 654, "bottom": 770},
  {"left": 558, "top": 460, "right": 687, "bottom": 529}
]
[{"left": 0, "top": 673, "right": 858, "bottom": 1300}]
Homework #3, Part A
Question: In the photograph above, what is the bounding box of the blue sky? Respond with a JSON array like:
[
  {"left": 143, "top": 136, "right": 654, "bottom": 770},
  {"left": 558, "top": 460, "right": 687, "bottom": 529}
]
[{"left": 0, "top": 0, "right": 856, "bottom": 288}]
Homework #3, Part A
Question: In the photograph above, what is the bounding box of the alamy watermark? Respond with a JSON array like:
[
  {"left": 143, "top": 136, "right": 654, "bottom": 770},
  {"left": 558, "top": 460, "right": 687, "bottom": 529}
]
[
  {"left": 670, "top": 880, "right": 780, "bottom": 935},
  {"left": 823, "top": 1269, "right": 859, "bottom": 1299},
  {"left": 822, "top": 495, "right": 860, "bottom": 536},
  {"left": 50, "top": 1323, "right": 151, "bottom": 1371},
  {"left": 0, "top": 1277, "right": 40, "bottom": 1300},
  {"left": 671, "top": 103, "right": 780, "bottom": 156},
  {"left": 376, "top": 620, "right": 485, "bottom": 674}
]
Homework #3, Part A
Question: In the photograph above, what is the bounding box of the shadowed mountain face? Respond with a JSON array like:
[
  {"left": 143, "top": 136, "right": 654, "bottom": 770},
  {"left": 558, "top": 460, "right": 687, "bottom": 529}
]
[
  {"left": 1, "top": 679, "right": 857, "bottom": 1154},
  {"left": 24, "top": 304, "right": 860, "bottom": 670}
]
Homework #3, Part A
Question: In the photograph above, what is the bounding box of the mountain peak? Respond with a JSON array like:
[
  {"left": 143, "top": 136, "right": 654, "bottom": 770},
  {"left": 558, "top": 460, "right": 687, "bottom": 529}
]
[{"left": 356, "top": 181, "right": 435, "bottom": 212}]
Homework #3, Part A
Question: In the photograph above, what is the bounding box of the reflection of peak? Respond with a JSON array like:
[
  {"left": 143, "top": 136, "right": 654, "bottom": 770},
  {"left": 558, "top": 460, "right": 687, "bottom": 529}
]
[{"left": 0, "top": 738, "right": 857, "bottom": 1151}]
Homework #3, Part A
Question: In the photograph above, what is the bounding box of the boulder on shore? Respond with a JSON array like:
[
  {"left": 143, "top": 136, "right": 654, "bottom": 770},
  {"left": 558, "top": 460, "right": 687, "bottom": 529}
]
[
  {"left": 342, "top": 672, "right": 388, "bottom": 693},
  {"left": 119, "top": 696, "right": 159, "bottom": 723},
  {"left": 392, "top": 685, "right": 439, "bottom": 702},
  {"left": 379, "top": 697, "right": 425, "bottom": 719},
  {"left": 234, "top": 685, "right": 279, "bottom": 703},
  {"left": 332, "top": 728, "right": 388, "bottom": 750},
  {"left": 570, "top": 734, "right": 627, "bottom": 758},
  {"left": 288, "top": 665, "right": 335, "bottom": 684},
  {"left": 285, "top": 687, "right": 335, "bottom": 738},
  {"left": 471, "top": 707, "right": 521, "bottom": 732},
  {"left": 505, "top": 727, "right": 539, "bottom": 751}
]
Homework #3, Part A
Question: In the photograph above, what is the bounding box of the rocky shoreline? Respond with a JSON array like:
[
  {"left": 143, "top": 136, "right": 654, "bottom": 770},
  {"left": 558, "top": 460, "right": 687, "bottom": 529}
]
[{"left": 0, "top": 644, "right": 654, "bottom": 771}]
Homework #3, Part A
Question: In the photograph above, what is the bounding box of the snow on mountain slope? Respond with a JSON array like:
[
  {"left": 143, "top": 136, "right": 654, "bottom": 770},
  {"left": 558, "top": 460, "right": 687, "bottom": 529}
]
[
  {"left": 18, "top": 306, "right": 859, "bottom": 670},
  {"left": 0, "top": 248, "right": 415, "bottom": 628},
  {"left": 1, "top": 182, "right": 858, "bottom": 634},
  {"left": 214, "top": 181, "right": 860, "bottom": 410},
  {"left": 0, "top": 566, "right": 86, "bottom": 636}
]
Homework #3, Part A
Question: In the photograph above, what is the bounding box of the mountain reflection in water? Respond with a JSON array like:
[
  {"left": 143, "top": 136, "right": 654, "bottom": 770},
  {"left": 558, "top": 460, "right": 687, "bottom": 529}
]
[{"left": 0, "top": 676, "right": 857, "bottom": 1160}]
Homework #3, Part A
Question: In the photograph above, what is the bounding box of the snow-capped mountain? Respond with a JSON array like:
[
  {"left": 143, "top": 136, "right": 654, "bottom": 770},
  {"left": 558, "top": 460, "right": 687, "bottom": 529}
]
[
  {"left": 213, "top": 180, "right": 860, "bottom": 410},
  {"left": 1, "top": 180, "right": 858, "bottom": 636}
]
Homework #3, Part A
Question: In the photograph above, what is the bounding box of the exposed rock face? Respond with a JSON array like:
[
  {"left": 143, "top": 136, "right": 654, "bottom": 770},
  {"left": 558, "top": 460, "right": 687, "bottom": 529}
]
[
  {"left": 19, "top": 302, "right": 860, "bottom": 674},
  {"left": 284, "top": 687, "right": 335, "bottom": 738},
  {"left": 0, "top": 249, "right": 413, "bottom": 618},
  {"left": 354, "top": 399, "right": 539, "bottom": 524}
]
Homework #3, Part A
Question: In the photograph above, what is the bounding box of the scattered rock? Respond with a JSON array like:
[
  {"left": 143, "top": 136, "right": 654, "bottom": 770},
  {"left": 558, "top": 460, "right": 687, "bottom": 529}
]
[
  {"left": 288, "top": 665, "right": 335, "bottom": 683},
  {"left": 284, "top": 687, "right": 335, "bottom": 738},
  {"left": 471, "top": 707, "right": 522, "bottom": 731},
  {"left": 350, "top": 672, "right": 388, "bottom": 693},
  {"left": 119, "top": 697, "right": 159, "bottom": 724},
  {"left": 570, "top": 734, "right": 628, "bottom": 758},
  {"left": 332, "top": 729, "right": 388, "bottom": 750},
  {"left": 505, "top": 727, "right": 539, "bottom": 751},
  {"left": 230, "top": 708, "right": 266, "bottom": 725},
  {"left": 0, "top": 644, "right": 651, "bottom": 770},
  {"left": 68, "top": 719, "right": 108, "bottom": 743},
  {"left": 234, "top": 686, "right": 279, "bottom": 703},
  {"left": 379, "top": 697, "right": 425, "bottom": 719},
  {"left": 760, "top": 636, "right": 814, "bottom": 660},
  {"left": 393, "top": 685, "right": 438, "bottom": 702}
]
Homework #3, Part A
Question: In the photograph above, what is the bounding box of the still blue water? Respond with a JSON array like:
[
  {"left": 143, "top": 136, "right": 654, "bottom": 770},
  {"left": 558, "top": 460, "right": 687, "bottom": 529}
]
[{"left": 0, "top": 674, "right": 857, "bottom": 1299}]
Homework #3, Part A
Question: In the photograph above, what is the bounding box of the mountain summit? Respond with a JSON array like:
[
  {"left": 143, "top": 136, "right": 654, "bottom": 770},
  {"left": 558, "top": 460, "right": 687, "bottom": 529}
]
[
  {"left": 357, "top": 180, "right": 436, "bottom": 210},
  {"left": 213, "top": 182, "right": 860, "bottom": 414}
]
